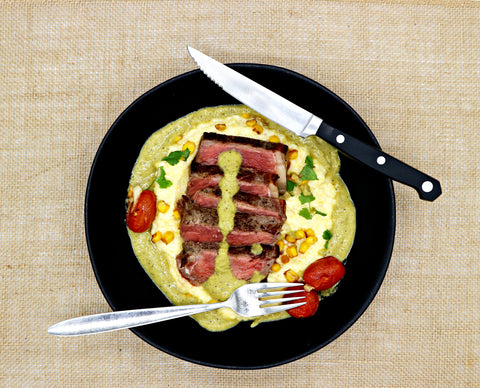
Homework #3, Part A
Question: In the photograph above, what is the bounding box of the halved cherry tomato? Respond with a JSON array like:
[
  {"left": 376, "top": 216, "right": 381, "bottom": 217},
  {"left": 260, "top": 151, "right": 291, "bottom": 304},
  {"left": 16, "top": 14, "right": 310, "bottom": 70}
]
[
  {"left": 303, "top": 256, "right": 345, "bottom": 291},
  {"left": 287, "top": 288, "right": 319, "bottom": 318},
  {"left": 126, "top": 190, "right": 157, "bottom": 233}
]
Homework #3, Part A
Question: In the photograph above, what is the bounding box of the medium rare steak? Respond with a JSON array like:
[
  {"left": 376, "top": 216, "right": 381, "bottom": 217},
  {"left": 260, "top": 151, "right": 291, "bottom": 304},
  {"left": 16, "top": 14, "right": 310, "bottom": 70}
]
[
  {"left": 177, "top": 196, "right": 283, "bottom": 246},
  {"left": 187, "top": 162, "right": 279, "bottom": 198},
  {"left": 176, "top": 242, "right": 278, "bottom": 285},
  {"left": 191, "top": 187, "right": 286, "bottom": 222},
  {"left": 195, "top": 133, "right": 288, "bottom": 194}
]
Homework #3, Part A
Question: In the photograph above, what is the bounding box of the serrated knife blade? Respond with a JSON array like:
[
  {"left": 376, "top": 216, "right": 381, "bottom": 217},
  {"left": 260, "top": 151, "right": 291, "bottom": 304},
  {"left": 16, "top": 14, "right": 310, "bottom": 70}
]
[{"left": 187, "top": 46, "right": 441, "bottom": 201}]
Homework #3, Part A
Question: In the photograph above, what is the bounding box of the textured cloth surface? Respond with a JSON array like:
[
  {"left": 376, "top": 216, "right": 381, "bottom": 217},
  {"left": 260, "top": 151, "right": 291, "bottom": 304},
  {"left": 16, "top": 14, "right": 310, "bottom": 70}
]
[{"left": 1, "top": 1, "right": 479, "bottom": 387}]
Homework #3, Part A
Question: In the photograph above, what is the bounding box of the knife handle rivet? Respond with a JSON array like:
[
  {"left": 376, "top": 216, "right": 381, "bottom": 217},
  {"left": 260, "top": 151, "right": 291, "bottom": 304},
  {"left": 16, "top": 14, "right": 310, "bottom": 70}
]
[
  {"left": 336, "top": 135, "right": 345, "bottom": 144},
  {"left": 376, "top": 156, "right": 386, "bottom": 165},
  {"left": 422, "top": 181, "right": 434, "bottom": 193}
]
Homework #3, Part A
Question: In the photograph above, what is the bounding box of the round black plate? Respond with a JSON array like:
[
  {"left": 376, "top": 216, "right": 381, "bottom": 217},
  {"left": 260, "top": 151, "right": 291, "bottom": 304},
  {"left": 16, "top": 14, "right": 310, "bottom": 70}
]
[{"left": 85, "top": 64, "right": 395, "bottom": 369}]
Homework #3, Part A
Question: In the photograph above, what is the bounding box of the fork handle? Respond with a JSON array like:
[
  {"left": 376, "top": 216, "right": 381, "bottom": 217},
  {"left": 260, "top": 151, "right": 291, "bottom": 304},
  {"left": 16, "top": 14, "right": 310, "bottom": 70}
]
[{"left": 48, "top": 302, "right": 226, "bottom": 336}]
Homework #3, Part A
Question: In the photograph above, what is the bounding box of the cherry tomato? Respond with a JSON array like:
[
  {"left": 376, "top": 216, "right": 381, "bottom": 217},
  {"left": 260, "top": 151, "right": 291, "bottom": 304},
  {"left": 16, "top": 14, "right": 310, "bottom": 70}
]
[
  {"left": 126, "top": 190, "right": 157, "bottom": 233},
  {"left": 287, "top": 288, "right": 319, "bottom": 318},
  {"left": 303, "top": 256, "right": 345, "bottom": 291}
]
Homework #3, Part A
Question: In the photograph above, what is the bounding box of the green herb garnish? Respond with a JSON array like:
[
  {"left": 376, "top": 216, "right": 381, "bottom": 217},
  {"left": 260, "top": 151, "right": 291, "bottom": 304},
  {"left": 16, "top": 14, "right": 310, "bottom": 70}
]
[
  {"left": 286, "top": 179, "right": 298, "bottom": 196},
  {"left": 162, "top": 148, "right": 191, "bottom": 166},
  {"left": 312, "top": 207, "right": 327, "bottom": 217},
  {"left": 299, "top": 208, "right": 313, "bottom": 220},
  {"left": 299, "top": 155, "right": 318, "bottom": 181},
  {"left": 299, "top": 193, "right": 315, "bottom": 204},
  {"left": 156, "top": 166, "right": 173, "bottom": 189},
  {"left": 322, "top": 229, "right": 333, "bottom": 249}
]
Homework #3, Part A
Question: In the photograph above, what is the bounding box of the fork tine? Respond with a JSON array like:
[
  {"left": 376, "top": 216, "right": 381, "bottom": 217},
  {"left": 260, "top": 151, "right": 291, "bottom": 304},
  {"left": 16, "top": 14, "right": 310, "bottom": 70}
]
[
  {"left": 259, "top": 289, "right": 304, "bottom": 298},
  {"left": 257, "top": 282, "right": 303, "bottom": 291},
  {"left": 261, "top": 301, "right": 306, "bottom": 315},
  {"left": 260, "top": 295, "right": 305, "bottom": 306}
]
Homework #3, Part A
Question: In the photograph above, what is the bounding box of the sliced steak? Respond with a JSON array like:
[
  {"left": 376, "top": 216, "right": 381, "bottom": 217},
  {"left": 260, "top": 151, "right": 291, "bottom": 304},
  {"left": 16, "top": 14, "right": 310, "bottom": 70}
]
[
  {"left": 176, "top": 242, "right": 218, "bottom": 286},
  {"left": 191, "top": 187, "right": 286, "bottom": 222},
  {"left": 176, "top": 242, "right": 279, "bottom": 285},
  {"left": 177, "top": 196, "right": 283, "bottom": 246},
  {"left": 195, "top": 133, "right": 288, "bottom": 194},
  {"left": 229, "top": 245, "right": 279, "bottom": 281},
  {"left": 187, "top": 162, "right": 279, "bottom": 198}
]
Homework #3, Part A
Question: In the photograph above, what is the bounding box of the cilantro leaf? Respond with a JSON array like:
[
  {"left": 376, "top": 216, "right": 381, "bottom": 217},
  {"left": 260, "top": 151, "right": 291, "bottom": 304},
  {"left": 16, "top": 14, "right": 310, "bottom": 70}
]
[
  {"left": 305, "top": 155, "right": 314, "bottom": 168},
  {"left": 156, "top": 166, "right": 172, "bottom": 189},
  {"left": 286, "top": 179, "right": 297, "bottom": 196},
  {"left": 299, "top": 208, "right": 313, "bottom": 220},
  {"left": 299, "top": 156, "right": 318, "bottom": 181},
  {"left": 162, "top": 148, "right": 191, "bottom": 166},
  {"left": 299, "top": 193, "right": 315, "bottom": 204},
  {"left": 312, "top": 207, "right": 327, "bottom": 217},
  {"left": 322, "top": 229, "right": 333, "bottom": 249}
]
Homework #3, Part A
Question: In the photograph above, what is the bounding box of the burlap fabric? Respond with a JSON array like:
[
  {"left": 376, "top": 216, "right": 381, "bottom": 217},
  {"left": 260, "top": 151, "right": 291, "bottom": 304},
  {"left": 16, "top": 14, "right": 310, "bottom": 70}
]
[{"left": 1, "top": 1, "right": 478, "bottom": 387}]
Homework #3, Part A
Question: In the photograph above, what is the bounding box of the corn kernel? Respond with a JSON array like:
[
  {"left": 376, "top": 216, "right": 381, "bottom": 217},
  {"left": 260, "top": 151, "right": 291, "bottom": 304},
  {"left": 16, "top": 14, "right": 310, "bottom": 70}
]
[
  {"left": 246, "top": 119, "right": 257, "bottom": 127},
  {"left": 271, "top": 263, "right": 281, "bottom": 272},
  {"left": 252, "top": 124, "right": 263, "bottom": 134},
  {"left": 295, "top": 230, "right": 306, "bottom": 240},
  {"left": 157, "top": 200, "right": 170, "bottom": 213},
  {"left": 269, "top": 135, "right": 280, "bottom": 143},
  {"left": 173, "top": 209, "right": 181, "bottom": 220},
  {"left": 173, "top": 134, "right": 183, "bottom": 143},
  {"left": 299, "top": 241, "right": 310, "bottom": 254},
  {"left": 286, "top": 245, "right": 298, "bottom": 258},
  {"left": 284, "top": 269, "right": 299, "bottom": 282},
  {"left": 151, "top": 231, "right": 162, "bottom": 243},
  {"left": 161, "top": 231, "right": 174, "bottom": 244},
  {"left": 280, "top": 255, "right": 290, "bottom": 264},
  {"left": 305, "top": 228, "right": 315, "bottom": 237},
  {"left": 276, "top": 239, "right": 285, "bottom": 253},
  {"left": 182, "top": 141, "right": 195, "bottom": 154},
  {"left": 255, "top": 116, "right": 267, "bottom": 125},
  {"left": 285, "top": 232, "right": 297, "bottom": 243},
  {"left": 306, "top": 236, "right": 318, "bottom": 245},
  {"left": 287, "top": 149, "right": 298, "bottom": 160},
  {"left": 215, "top": 123, "right": 227, "bottom": 131},
  {"left": 242, "top": 112, "right": 251, "bottom": 119}
]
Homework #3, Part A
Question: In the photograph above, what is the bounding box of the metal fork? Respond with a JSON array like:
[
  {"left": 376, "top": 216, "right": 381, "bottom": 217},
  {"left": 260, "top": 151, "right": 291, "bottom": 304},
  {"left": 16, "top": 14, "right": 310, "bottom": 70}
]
[{"left": 48, "top": 283, "right": 306, "bottom": 336}]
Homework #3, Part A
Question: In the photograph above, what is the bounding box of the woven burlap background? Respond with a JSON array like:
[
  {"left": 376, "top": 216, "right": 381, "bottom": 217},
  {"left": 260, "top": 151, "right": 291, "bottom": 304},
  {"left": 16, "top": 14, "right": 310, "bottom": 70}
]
[{"left": 1, "top": 1, "right": 478, "bottom": 387}]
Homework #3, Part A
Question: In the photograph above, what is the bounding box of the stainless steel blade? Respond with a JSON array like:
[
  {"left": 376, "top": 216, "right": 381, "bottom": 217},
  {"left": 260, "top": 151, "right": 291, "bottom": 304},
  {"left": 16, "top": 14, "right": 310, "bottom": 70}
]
[{"left": 187, "top": 46, "right": 322, "bottom": 138}]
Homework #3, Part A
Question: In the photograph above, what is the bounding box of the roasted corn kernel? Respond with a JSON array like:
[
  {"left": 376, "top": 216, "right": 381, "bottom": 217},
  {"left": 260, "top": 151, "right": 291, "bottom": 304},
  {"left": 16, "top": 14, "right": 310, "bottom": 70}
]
[
  {"left": 173, "top": 134, "right": 183, "bottom": 143},
  {"left": 161, "top": 231, "right": 175, "bottom": 244},
  {"left": 299, "top": 241, "right": 310, "bottom": 254},
  {"left": 215, "top": 123, "right": 227, "bottom": 131},
  {"left": 173, "top": 209, "right": 181, "bottom": 220},
  {"left": 276, "top": 239, "right": 285, "bottom": 253},
  {"left": 285, "top": 232, "right": 297, "bottom": 243},
  {"left": 182, "top": 141, "right": 195, "bottom": 154},
  {"left": 157, "top": 200, "right": 170, "bottom": 213},
  {"left": 271, "top": 263, "right": 281, "bottom": 272},
  {"left": 280, "top": 255, "right": 290, "bottom": 264},
  {"left": 151, "top": 231, "right": 162, "bottom": 243},
  {"left": 287, "top": 149, "right": 298, "bottom": 160},
  {"left": 284, "top": 269, "right": 299, "bottom": 282},
  {"left": 295, "top": 230, "right": 306, "bottom": 240},
  {"left": 286, "top": 245, "right": 298, "bottom": 258},
  {"left": 252, "top": 124, "right": 263, "bottom": 134},
  {"left": 242, "top": 112, "right": 251, "bottom": 119},
  {"left": 305, "top": 228, "right": 315, "bottom": 237},
  {"left": 306, "top": 236, "right": 318, "bottom": 245},
  {"left": 268, "top": 135, "right": 280, "bottom": 143},
  {"left": 246, "top": 119, "right": 256, "bottom": 127}
]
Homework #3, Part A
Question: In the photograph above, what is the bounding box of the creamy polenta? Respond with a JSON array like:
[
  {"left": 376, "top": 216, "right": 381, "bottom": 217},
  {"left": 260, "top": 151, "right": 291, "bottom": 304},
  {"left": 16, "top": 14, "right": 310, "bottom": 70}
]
[{"left": 127, "top": 105, "right": 356, "bottom": 331}]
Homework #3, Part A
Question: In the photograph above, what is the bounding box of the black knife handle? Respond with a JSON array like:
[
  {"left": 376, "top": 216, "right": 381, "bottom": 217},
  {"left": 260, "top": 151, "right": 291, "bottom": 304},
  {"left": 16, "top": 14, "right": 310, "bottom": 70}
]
[{"left": 316, "top": 121, "right": 442, "bottom": 201}]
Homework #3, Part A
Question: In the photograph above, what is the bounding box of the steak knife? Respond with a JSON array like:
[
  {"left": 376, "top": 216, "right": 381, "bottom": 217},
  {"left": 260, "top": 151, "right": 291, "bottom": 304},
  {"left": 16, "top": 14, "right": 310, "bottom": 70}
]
[{"left": 187, "top": 46, "right": 441, "bottom": 201}]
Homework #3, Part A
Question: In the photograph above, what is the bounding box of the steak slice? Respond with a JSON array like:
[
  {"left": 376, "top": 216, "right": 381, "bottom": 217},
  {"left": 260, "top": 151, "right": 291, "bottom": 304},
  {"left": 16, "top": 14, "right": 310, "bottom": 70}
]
[
  {"left": 191, "top": 187, "right": 286, "bottom": 222},
  {"left": 176, "top": 242, "right": 218, "bottom": 286},
  {"left": 176, "top": 242, "right": 279, "bottom": 285},
  {"left": 228, "top": 245, "right": 279, "bottom": 281},
  {"left": 195, "top": 133, "right": 288, "bottom": 194},
  {"left": 187, "top": 162, "right": 279, "bottom": 198},
  {"left": 177, "top": 196, "right": 283, "bottom": 246}
]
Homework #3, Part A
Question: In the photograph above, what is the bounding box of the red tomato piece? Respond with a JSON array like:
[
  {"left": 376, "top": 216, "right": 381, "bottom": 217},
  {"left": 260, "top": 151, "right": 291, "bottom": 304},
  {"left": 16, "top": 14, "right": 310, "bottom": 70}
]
[
  {"left": 303, "top": 256, "right": 345, "bottom": 291},
  {"left": 287, "top": 288, "right": 319, "bottom": 318},
  {"left": 126, "top": 190, "right": 157, "bottom": 233}
]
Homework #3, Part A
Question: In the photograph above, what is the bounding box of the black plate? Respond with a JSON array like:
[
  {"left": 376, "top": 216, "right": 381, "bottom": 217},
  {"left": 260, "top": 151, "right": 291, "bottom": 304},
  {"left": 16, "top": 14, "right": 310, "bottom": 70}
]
[{"left": 85, "top": 64, "right": 395, "bottom": 369}]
